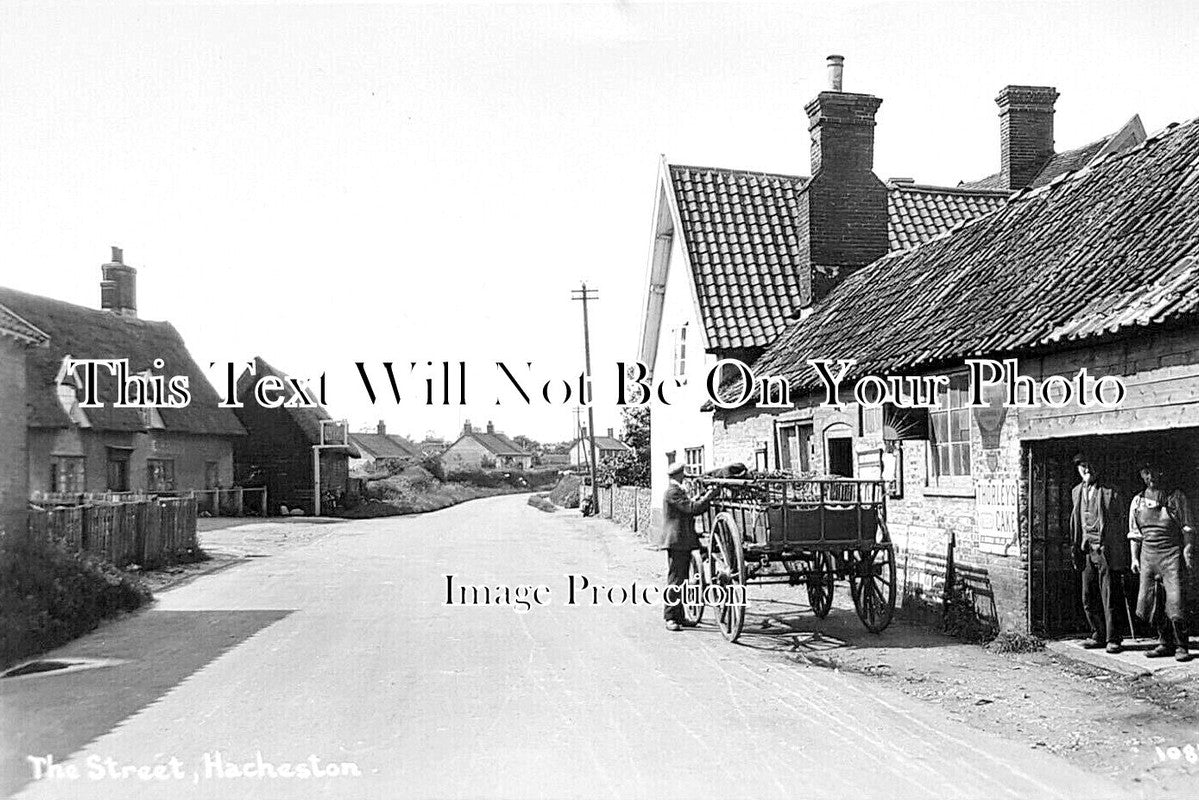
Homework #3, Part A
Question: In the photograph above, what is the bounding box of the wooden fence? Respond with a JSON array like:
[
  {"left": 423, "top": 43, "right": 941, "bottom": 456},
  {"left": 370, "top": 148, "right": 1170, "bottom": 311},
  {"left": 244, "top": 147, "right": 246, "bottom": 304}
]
[
  {"left": 28, "top": 497, "right": 199, "bottom": 569},
  {"left": 30, "top": 487, "right": 267, "bottom": 518}
]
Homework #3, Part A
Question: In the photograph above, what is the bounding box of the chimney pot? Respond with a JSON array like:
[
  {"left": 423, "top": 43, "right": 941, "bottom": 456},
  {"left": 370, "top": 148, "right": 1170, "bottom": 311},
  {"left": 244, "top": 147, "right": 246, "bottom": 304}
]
[
  {"left": 486, "top": 421, "right": 495, "bottom": 434},
  {"left": 377, "top": 420, "right": 386, "bottom": 435},
  {"left": 463, "top": 420, "right": 472, "bottom": 434},
  {"left": 826, "top": 55, "right": 845, "bottom": 92},
  {"left": 111, "top": 246, "right": 123, "bottom": 264}
]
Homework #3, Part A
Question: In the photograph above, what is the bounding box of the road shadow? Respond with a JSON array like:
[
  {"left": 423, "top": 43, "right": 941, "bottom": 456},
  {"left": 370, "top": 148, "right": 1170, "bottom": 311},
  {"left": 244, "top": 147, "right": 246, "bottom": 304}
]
[
  {"left": 0, "top": 608, "right": 291, "bottom": 798},
  {"left": 688, "top": 596, "right": 962, "bottom": 653}
]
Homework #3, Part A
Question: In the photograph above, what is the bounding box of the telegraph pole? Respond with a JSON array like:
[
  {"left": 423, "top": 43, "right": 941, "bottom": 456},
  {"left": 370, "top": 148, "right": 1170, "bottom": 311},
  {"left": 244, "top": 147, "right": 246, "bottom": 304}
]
[{"left": 571, "top": 283, "right": 600, "bottom": 516}]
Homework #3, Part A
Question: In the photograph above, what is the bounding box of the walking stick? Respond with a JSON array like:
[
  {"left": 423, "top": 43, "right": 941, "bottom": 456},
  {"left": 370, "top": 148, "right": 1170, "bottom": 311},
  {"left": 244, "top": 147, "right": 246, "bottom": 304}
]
[{"left": 1124, "top": 589, "right": 1139, "bottom": 643}]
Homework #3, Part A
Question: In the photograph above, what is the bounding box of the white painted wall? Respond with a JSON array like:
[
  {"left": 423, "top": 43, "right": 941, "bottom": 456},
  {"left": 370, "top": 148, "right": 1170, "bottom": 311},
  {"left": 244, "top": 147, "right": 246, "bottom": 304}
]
[{"left": 647, "top": 233, "right": 717, "bottom": 530}]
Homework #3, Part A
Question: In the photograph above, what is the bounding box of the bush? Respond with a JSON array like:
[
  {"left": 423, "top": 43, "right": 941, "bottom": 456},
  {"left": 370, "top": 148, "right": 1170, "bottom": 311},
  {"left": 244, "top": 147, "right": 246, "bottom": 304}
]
[
  {"left": 528, "top": 494, "right": 556, "bottom": 513},
  {"left": 0, "top": 528, "right": 152, "bottom": 668},
  {"left": 549, "top": 475, "right": 582, "bottom": 509},
  {"left": 421, "top": 456, "right": 447, "bottom": 482}
]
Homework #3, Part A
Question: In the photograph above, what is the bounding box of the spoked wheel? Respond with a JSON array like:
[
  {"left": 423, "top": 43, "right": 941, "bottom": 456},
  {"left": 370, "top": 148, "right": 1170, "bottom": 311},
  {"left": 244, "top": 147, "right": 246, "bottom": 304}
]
[
  {"left": 849, "top": 545, "right": 897, "bottom": 633},
  {"left": 681, "top": 550, "right": 706, "bottom": 627},
  {"left": 806, "top": 550, "right": 835, "bottom": 619},
  {"left": 708, "top": 511, "right": 746, "bottom": 643}
]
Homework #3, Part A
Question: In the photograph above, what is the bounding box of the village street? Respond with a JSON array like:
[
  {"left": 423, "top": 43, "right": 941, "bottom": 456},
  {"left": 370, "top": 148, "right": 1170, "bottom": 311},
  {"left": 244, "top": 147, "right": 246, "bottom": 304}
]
[{"left": 0, "top": 495, "right": 1187, "bottom": 799}]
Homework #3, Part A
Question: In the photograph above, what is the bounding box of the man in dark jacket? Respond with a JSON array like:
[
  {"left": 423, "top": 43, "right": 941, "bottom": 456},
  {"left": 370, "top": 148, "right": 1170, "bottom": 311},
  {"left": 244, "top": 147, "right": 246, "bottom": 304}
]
[
  {"left": 662, "top": 462, "right": 717, "bottom": 631},
  {"left": 1070, "top": 454, "right": 1130, "bottom": 653}
]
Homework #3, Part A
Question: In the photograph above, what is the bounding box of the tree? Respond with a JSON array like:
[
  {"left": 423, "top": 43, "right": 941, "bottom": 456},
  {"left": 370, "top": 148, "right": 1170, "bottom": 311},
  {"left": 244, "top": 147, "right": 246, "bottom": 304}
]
[{"left": 609, "top": 406, "right": 650, "bottom": 487}]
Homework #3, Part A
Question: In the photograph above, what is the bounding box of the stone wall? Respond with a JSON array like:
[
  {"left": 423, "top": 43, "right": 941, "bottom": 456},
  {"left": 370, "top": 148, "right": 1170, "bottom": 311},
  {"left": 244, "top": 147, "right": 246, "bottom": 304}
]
[{"left": 597, "top": 485, "right": 653, "bottom": 540}]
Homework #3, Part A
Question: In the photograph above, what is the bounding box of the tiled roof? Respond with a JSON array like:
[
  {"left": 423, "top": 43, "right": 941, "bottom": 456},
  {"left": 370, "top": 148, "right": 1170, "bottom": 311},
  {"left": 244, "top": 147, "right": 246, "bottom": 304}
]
[
  {"left": 349, "top": 432, "right": 422, "bottom": 459},
  {"left": 668, "top": 165, "right": 809, "bottom": 350},
  {"left": 667, "top": 165, "right": 1009, "bottom": 349},
  {"left": 961, "top": 137, "right": 1112, "bottom": 191},
  {"left": 0, "top": 286, "right": 245, "bottom": 436},
  {"left": 456, "top": 430, "right": 530, "bottom": 457},
  {"left": 745, "top": 119, "right": 1199, "bottom": 394},
  {"left": 0, "top": 303, "right": 49, "bottom": 345},
  {"left": 887, "top": 183, "right": 1009, "bottom": 253},
  {"left": 235, "top": 356, "right": 360, "bottom": 456},
  {"left": 574, "top": 435, "right": 631, "bottom": 452}
]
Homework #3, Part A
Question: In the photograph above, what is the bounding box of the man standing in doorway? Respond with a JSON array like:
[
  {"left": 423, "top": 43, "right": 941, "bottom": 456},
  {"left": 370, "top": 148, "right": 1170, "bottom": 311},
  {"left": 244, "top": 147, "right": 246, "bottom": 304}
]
[
  {"left": 661, "top": 462, "right": 716, "bottom": 632},
  {"left": 1070, "top": 454, "right": 1130, "bottom": 653}
]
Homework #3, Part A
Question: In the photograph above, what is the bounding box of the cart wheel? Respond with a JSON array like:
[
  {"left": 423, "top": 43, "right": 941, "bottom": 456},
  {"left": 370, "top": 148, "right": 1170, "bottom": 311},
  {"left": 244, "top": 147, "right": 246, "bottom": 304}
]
[
  {"left": 806, "top": 551, "right": 835, "bottom": 619},
  {"left": 709, "top": 511, "right": 746, "bottom": 643},
  {"left": 849, "top": 545, "right": 896, "bottom": 633},
  {"left": 681, "top": 550, "right": 705, "bottom": 627}
]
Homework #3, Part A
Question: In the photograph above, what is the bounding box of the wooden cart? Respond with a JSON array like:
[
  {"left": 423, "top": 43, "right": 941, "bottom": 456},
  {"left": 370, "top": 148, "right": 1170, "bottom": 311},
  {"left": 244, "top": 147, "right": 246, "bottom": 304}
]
[{"left": 681, "top": 476, "right": 896, "bottom": 643}]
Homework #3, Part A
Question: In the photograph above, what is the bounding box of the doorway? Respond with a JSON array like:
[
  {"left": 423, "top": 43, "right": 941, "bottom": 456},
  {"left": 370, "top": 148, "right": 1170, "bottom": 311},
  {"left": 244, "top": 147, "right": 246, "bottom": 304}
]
[{"left": 1027, "top": 428, "right": 1199, "bottom": 637}]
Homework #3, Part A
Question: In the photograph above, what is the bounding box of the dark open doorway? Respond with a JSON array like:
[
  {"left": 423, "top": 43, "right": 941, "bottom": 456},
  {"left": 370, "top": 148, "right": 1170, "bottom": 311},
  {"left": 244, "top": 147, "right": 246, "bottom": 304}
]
[{"left": 1027, "top": 427, "right": 1199, "bottom": 637}]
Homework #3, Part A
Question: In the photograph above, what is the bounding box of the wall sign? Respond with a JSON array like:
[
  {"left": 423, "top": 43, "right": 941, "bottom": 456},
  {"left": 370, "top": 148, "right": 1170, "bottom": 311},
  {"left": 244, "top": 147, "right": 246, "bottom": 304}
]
[{"left": 975, "top": 478, "right": 1020, "bottom": 556}]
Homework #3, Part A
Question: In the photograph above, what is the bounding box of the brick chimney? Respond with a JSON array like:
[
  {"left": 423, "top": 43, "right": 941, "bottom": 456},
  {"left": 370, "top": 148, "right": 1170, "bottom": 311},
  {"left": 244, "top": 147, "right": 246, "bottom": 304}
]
[
  {"left": 607, "top": 427, "right": 614, "bottom": 438},
  {"left": 100, "top": 246, "right": 137, "bottom": 318},
  {"left": 801, "top": 56, "right": 888, "bottom": 308},
  {"left": 463, "top": 420, "right": 473, "bottom": 434},
  {"left": 486, "top": 421, "right": 495, "bottom": 434},
  {"left": 997, "top": 85, "right": 1058, "bottom": 190},
  {"left": 377, "top": 420, "right": 386, "bottom": 435}
]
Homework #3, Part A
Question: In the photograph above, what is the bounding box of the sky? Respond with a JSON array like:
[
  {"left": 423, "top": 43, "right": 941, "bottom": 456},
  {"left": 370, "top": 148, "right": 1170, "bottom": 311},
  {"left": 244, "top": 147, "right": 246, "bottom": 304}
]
[{"left": 2, "top": 0, "right": 1197, "bottom": 443}]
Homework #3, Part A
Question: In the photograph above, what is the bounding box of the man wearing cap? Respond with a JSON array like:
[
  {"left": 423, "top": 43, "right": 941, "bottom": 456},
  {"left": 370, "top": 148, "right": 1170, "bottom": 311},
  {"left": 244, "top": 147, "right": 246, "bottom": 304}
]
[
  {"left": 661, "top": 462, "right": 717, "bottom": 632},
  {"left": 1070, "top": 454, "right": 1129, "bottom": 653}
]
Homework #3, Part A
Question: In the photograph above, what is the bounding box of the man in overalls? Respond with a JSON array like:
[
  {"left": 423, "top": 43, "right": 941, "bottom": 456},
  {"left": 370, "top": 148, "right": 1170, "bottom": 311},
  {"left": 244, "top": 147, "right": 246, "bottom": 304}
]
[{"left": 1129, "top": 462, "right": 1196, "bottom": 662}]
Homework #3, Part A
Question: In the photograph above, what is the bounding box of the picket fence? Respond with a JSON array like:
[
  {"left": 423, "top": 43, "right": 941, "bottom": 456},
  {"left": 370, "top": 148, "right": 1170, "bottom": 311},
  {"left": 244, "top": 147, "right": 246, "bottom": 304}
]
[{"left": 28, "top": 497, "right": 199, "bottom": 569}]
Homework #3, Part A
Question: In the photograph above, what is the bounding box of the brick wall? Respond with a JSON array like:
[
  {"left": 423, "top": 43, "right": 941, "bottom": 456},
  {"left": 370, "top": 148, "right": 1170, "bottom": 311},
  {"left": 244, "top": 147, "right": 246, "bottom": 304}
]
[{"left": 0, "top": 338, "right": 29, "bottom": 534}]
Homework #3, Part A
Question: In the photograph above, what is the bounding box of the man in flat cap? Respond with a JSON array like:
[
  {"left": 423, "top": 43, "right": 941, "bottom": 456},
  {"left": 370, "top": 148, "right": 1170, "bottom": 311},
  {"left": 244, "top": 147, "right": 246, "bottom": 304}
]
[
  {"left": 1070, "top": 453, "right": 1129, "bottom": 653},
  {"left": 661, "top": 461, "right": 717, "bottom": 632}
]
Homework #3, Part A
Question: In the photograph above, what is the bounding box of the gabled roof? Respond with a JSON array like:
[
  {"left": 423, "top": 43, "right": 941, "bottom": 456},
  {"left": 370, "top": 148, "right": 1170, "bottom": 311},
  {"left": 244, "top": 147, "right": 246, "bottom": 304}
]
[
  {"left": 449, "top": 428, "right": 531, "bottom": 457},
  {"left": 235, "top": 356, "right": 360, "bottom": 456},
  {"left": 0, "top": 286, "right": 245, "bottom": 436},
  {"left": 349, "top": 431, "right": 422, "bottom": 459},
  {"left": 960, "top": 115, "right": 1147, "bottom": 191},
  {"left": 667, "top": 164, "right": 810, "bottom": 350},
  {"left": 745, "top": 118, "right": 1199, "bottom": 394},
  {"left": 662, "top": 164, "right": 1009, "bottom": 351}
]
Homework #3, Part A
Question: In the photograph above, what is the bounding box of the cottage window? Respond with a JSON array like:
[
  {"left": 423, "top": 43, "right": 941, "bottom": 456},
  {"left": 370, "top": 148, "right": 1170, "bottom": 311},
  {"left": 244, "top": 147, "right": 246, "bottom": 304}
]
[
  {"left": 50, "top": 456, "right": 85, "bottom": 493},
  {"left": 146, "top": 459, "right": 176, "bottom": 492},
  {"left": 930, "top": 374, "right": 972, "bottom": 478},
  {"left": 684, "top": 446, "right": 704, "bottom": 476},
  {"left": 673, "top": 324, "right": 688, "bottom": 378},
  {"left": 776, "top": 423, "right": 813, "bottom": 473}
]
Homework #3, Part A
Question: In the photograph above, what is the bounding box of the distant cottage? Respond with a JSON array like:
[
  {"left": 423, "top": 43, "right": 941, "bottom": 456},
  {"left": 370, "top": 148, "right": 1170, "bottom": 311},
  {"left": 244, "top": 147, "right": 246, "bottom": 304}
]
[
  {"left": 569, "top": 427, "right": 632, "bottom": 469},
  {"left": 441, "top": 420, "right": 533, "bottom": 471},
  {"left": 349, "top": 421, "right": 423, "bottom": 472}
]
